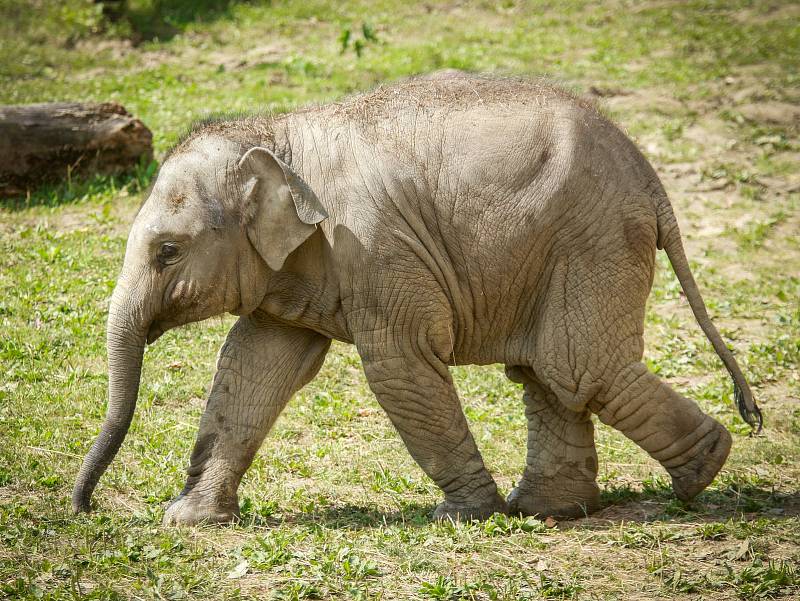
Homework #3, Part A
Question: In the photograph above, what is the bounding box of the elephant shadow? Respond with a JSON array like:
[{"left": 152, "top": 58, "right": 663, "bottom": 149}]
[
  {"left": 241, "top": 501, "right": 435, "bottom": 531},
  {"left": 240, "top": 484, "right": 800, "bottom": 531},
  {"left": 579, "top": 483, "right": 800, "bottom": 527}
]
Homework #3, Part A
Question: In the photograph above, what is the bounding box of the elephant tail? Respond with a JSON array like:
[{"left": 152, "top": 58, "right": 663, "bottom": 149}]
[{"left": 655, "top": 194, "right": 763, "bottom": 433}]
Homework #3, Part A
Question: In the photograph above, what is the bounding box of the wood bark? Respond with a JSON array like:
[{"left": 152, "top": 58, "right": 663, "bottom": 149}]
[{"left": 0, "top": 102, "right": 153, "bottom": 196}]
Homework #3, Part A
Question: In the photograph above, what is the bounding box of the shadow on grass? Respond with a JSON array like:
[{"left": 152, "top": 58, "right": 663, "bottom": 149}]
[
  {"left": 123, "top": 0, "right": 253, "bottom": 42},
  {"left": 231, "top": 472, "right": 800, "bottom": 532},
  {"left": 0, "top": 160, "right": 157, "bottom": 211},
  {"left": 236, "top": 483, "right": 800, "bottom": 531},
  {"left": 588, "top": 480, "right": 800, "bottom": 525},
  {"left": 242, "top": 501, "right": 434, "bottom": 530}
]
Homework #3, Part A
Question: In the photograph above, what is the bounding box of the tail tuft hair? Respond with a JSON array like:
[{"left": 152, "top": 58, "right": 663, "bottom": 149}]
[{"left": 733, "top": 378, "right": 763, "bottom": 435}]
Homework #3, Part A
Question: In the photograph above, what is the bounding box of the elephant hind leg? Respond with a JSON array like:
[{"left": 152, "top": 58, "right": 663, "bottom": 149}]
[
  {"left": 530, "top": 250, "right": 730, "bottom": 503},
  {"left": 589, "top": 362, "right": 731, "bottom": 501},
  {"left": 534, "top": 353, "right": 731, "bottom": 502},
  {"left": 505, "top": 366, "right": 600, "bottom": 519}
]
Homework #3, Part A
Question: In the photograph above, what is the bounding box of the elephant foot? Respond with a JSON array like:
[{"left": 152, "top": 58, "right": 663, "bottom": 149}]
[
  {"left": 433, "top": 493, "right": 508, "bottom": 522},
  {"left": 162, "top": 493, "right": 240, "bottom": 526},
  {"left": 669, "top": 421, "right": 732, "bottom": 502},
  {"left": 507, "top": 478, "right": 600, "bottom": 519}
]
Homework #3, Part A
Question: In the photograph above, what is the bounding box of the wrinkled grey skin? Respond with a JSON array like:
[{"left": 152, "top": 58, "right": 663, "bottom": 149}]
[{"left": 72, "top": 75, "right": 762, "bottom": 524}]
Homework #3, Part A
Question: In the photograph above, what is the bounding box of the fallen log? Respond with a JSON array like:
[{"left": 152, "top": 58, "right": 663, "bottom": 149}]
[{"left": 0, "top": 102, "right": 153, "bottom": 197}]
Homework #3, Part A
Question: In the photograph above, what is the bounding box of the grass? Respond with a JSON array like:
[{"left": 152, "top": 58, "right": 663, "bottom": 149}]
[{"left": 1, "top": 0, "right": 799, "bottom": 599}]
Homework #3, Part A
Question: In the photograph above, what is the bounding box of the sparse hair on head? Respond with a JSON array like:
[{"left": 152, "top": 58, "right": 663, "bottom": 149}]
[{"left": 165, "top": 111, "right": 279, "bottom": 161}]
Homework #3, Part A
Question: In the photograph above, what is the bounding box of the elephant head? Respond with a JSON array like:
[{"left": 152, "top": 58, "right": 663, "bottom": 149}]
[{"left": 72, "top": 134, "right": 328, "bottom": 512}]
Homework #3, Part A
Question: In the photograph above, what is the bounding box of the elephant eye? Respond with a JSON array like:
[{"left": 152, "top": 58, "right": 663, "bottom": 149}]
[{"left": 157, "top": 242, "right": 181, "bottom": 265}]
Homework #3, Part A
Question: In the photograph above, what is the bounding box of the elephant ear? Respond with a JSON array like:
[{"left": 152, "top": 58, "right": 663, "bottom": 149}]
[{"left": 238, "top": 147, "right": 328, "bottom": 271}]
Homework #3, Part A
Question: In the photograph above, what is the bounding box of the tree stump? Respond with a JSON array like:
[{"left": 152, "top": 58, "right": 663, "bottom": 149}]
[{"left": 0, "top": 102, "right": 153, "bottom": 197}]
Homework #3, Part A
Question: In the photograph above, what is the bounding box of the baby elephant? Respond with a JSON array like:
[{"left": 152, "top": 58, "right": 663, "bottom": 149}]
[{"left": 72, "top": 74, "right": 761, "bottom": 525}]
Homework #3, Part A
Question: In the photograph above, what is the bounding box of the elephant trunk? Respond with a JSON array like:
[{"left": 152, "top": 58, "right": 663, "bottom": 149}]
[{"left": 72, "top": 286, "right": 148, "bottom": 513}]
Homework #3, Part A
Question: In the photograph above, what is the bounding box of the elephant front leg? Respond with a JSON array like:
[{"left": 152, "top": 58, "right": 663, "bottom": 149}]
[
  {"left": 361, "top": 347, "right": 506, "bottom": 522},
  {"left": 505, "top": 366, "right": 600, "bottom": 518},
  {"left": 163, "top": 314, "right": 330, "bottom": 526}
]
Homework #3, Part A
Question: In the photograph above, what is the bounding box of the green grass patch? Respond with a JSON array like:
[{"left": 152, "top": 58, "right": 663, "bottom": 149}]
[{"left": 2, "top": 1, "right": 799, "bottom": 599}]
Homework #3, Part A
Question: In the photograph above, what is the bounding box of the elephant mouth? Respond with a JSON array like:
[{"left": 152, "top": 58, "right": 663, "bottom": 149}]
[
  {"left": 146, "top": 305, "right": 209, "bottom": 345},
  {"left": 146, "top": 321, "right": 166, "bottom": 344},
  {"left": 146, "top": 314, "right": 194, "bottom": 344}
]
